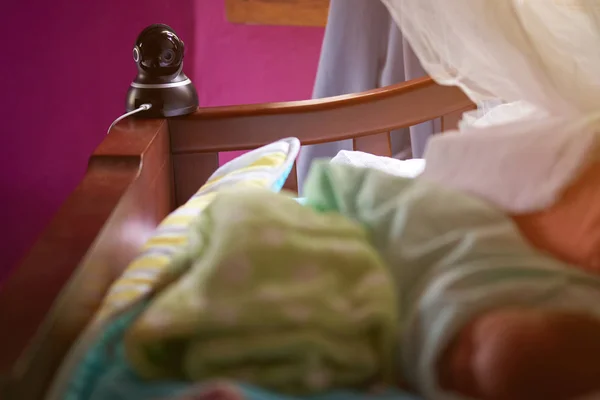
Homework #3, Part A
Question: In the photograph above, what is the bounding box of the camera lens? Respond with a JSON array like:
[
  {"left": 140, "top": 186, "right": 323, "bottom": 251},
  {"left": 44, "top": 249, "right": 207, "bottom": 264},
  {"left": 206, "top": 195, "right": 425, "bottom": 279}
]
[
  {"left": 160, "top": 49, "right": 176, "bottom": 67},
  {"left": 135, "top": 24, "right": 184, "bottom": 74},
  {"left": 133, "top": 47, "right": 140, "bottom": 62}
]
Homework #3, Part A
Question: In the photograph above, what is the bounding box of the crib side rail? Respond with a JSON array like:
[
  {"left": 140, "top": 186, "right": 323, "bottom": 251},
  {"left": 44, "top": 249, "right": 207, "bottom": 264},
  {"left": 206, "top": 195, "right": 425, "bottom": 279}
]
[
  {"left": 0, "top": 119, "right": 173, "bottom": 400},
  {"left": 167, "top": 77, "right": 475, "bottom": 200},
  {"left": 168, "top": 77, "right": 474, "bottom": 153}
]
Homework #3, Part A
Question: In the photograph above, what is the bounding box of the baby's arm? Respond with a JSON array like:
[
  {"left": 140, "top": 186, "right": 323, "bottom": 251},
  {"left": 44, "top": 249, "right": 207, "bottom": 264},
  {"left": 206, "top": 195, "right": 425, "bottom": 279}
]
[{"left": 438, "top": 309, "right": 600, "bottom": 400}]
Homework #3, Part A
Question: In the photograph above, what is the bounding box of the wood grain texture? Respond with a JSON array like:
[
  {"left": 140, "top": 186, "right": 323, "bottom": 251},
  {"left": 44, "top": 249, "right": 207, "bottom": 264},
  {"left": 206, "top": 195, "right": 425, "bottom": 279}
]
[
  {"left": 0, "top": 118, "right": 173, "bottom": 400},
  {"left": 442, "top": 105, "right": 477, "bottom": 131},
  {"left": 283, "top": 162, "right": 298, "bottom": 193},
  {"left": 225, "top": 0, "right": 330, "bottom": 27},
  {"left": 172, "top": 152, "right": 219, "bottom": 205},
  {"left": 169, "top": 77, "right": 474, "bottom": 154},
  {"left": 353, "top": 132, "right": 392, "bottom": 157}
]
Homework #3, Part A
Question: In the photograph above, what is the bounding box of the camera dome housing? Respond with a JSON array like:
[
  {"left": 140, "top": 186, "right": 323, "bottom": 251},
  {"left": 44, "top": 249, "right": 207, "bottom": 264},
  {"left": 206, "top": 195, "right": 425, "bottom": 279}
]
[{"left": 126, "top": 24, "right": 199, "bottom": 118}]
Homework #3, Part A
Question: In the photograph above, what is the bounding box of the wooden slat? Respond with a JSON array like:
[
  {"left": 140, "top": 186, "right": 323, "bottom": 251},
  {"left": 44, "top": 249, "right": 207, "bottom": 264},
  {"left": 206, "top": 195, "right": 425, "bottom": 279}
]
[
  {"left": 172, "top": 153, "right": 220, "bottom": 205},
  {"left": 353, "top": 132, "right": 392, "bottom": 157},
  {"left": 283, "top": 162, "right": 298, "bottom": 193},
  {"left": 169, "top": 78, "right": 474, "bottom": 154},
  {"left": 225, "top": 0, "right": 330, "bottom": 27},
  {"left": 441, "top": 105, "right": 477, "bottom": 132}
]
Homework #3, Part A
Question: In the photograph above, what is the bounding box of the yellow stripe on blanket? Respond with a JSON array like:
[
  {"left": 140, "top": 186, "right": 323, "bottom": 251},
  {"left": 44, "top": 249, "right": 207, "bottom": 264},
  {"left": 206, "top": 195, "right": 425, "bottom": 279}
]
[
  {"left": 127, "top": 257, "right": 171, "bottom": 271},
  {"left": 205, "top": 152, "right": 285, "bottom": 184},
  {"left": 95, "top": 139, "right": 299, "bottom": 322}
]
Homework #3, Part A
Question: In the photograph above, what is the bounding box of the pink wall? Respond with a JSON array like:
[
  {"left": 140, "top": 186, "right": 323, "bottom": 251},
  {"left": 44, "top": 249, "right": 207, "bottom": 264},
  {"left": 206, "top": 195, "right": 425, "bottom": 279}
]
[
  {"left": 1, "top": 0, "right": 323, "bottom": 281},
  {"left": 0, "top": 0, "right": 195, "bottom": 282},
  {"left": 193, "top": 2, "right": 323, "bottom": 164}
]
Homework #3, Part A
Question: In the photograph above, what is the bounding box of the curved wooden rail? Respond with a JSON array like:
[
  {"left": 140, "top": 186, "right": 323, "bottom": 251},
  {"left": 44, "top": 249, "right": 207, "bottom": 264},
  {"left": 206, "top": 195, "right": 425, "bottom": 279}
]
[
  {"left": 0, "top": 119, "right": 173, "bottom": 400},
  {"left": 169, "top": 77, "right": 474, "bottom": 153}
]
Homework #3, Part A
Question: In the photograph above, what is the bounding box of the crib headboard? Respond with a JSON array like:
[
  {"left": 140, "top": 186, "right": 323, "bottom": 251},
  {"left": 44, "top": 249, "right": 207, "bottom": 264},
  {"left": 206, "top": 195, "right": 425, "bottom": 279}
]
[{"left": 0, "top": 77, "right": 474, "bottom": 400}]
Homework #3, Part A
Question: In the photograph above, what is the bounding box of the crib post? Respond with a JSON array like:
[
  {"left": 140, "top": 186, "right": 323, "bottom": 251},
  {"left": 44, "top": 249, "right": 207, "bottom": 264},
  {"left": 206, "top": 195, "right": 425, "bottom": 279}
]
[{"left": 172, "top": 152, "right": 220, "bottom": 205}]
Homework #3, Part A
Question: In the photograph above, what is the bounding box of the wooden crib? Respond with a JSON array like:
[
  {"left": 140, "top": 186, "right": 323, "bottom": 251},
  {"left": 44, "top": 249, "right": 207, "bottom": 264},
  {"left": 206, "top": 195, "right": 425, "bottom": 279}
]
[{"left": 0, "top": 77, "right": 474, "bottom": 400}]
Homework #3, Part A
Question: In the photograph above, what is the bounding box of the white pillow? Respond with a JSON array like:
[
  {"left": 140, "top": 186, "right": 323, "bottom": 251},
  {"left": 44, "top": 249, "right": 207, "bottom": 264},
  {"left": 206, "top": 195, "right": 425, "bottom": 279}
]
[{"left": 330, "top": 150, "right": 425, "bottom": 178}]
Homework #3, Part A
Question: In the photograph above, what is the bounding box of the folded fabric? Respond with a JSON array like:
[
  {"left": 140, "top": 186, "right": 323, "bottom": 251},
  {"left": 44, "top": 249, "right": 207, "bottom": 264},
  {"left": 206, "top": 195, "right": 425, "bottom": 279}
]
[
  {"left": 47, "top": 139, "right": 300, "bottom": 400},
  {"left": 90, "top": 368, "right": 418, "bottom": 400},
  {"left": 303, "top": 161, "right": 600, "bottom": 400},
  {"left": 96, "top": 137, "right": 300, "bottom": 322},
  {"left": 421, "top": 116, "right": 599, "bottom": 213},
  {"left": 124, "top": 189, "right": 398, "bottom": 394},
  {"left": 330, "top": 151, "right": 425, "bottom": 178}
]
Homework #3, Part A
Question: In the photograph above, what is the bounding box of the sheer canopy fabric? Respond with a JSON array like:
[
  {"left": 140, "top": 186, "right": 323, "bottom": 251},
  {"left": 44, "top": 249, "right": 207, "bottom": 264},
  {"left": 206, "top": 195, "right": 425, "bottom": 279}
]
[
  {"left": 381, "top": 0, "right": 600, "bottom": 212},
  {"left": 381, "top": 0, "right": 600, "bottom": 115}
]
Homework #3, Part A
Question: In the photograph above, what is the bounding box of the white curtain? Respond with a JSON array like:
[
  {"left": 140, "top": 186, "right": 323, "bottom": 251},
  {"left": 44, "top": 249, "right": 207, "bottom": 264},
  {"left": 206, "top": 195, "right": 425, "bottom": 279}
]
[
  {"left": 296, "top": 0, "right": 437, "bottom": 194},
  {"left": 380, "top": 0, "right": 600, "bottom": 212}
]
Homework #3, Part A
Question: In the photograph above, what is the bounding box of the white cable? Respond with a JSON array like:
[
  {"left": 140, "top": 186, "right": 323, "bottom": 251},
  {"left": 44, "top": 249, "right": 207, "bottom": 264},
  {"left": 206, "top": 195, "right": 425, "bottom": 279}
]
[{"left": 106, "top": 103, "right": 152, "bottom": 135}]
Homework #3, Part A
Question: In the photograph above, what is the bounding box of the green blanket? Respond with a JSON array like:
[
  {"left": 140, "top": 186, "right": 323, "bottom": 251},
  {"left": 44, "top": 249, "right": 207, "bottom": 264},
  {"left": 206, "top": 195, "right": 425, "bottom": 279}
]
[
  {"left": 124, "top": 161, "right": 580, "bottom": 399},
  {"left": 124, "top": 188, "right": 398, "bottom": 394},
  {"left": 302, "top": 162, "right": 597, "bottom": 399}
]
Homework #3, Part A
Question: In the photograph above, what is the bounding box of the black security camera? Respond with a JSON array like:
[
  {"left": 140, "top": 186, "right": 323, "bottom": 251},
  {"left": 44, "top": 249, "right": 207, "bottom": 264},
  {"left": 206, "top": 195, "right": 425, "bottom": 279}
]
[
  {"left": 126, "top": 24, "right": 199, "bottom": 118},
  {"left": 133, "top": 24, "right": 185, "bottom": 81}
]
